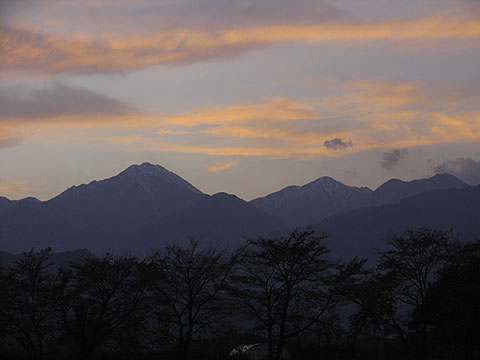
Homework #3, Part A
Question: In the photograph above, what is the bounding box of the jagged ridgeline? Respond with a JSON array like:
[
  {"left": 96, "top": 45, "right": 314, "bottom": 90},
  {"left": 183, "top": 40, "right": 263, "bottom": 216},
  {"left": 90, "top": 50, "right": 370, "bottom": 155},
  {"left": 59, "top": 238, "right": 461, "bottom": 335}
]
[{"left": 1, "top": 163, "right": 479, "bottom": 258}]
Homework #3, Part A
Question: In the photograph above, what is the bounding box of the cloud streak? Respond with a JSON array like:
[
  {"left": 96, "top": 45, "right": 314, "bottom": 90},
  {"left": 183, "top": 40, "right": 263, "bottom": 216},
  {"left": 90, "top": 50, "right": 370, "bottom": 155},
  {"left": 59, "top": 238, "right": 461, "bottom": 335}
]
[
  {"left": 208, "top": 159, "right": 239, "bottom": 172},
  {"left": 3, "top": 77, "right": 480, "bottom": 160},
  {"left": 1, "top": 11, "right": 479, "bottom": 75},
  {"left": 0, "top": 135, "right": 23, "bottom": 149},
  {"left": 0, "top": 181, "right": 29, "bottom": 193},
  {"left": 0, "top": 82, "right": 134, "bottom": 122}
]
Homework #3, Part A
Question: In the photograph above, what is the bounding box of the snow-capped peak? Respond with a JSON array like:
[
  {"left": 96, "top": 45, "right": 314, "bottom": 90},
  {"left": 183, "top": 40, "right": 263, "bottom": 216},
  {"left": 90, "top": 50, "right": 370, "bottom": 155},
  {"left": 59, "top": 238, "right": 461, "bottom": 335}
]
[{"left": 118, "top": 162, "right": 203, "bottom": 195}]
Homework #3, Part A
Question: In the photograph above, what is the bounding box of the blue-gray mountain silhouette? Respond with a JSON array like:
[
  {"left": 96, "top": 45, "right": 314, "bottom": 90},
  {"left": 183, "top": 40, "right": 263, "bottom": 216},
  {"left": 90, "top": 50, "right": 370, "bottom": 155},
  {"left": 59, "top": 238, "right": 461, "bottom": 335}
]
[
  {"left": 370, "top": 173, "right": 468, "bottom": 205},
  {"left": 0, "top": 163, "right": 206, "bottom": 253},
  {"left": 250, "top": 173, "right": 468, "bottom": 226},
  {"left": 0, "top": 163, "right": 285, "bottom": 254},
  {"left": 250, "top": 177, "right": 373, "bottom": 227},
  {"left": 0, "top": 196, "right": 40, "bottom": 216},
  {"left": 123, "top": 192, "right": 286, "bottom": 253},
  {"left": 312, "top": 185, "right": 480, "bottom": 261},
  {"left": 0, "top": 164, "right": 475, "bottom": 256}
]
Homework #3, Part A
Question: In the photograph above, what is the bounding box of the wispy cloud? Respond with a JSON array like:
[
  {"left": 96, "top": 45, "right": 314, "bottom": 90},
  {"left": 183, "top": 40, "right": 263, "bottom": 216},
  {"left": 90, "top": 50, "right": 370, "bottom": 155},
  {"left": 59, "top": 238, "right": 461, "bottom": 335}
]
[
  {"left": 1, "top": 10, "right": 479, "bottom": 75},
  {"left": 4, "top": 77, "right": 480, "bottom": 159},
  {"left": 156, "top": 129, "right": 192, "bottom": 135},
  {"left": 208, "top": 159, "right": 239, "bottom": 172},
  {"left": 0, "top": 181, "right": 29, "bottom": 193},
  {"left": 0, "top": 134, "right": 23, "bottom": 149},
  {"left": 0, "top": 81, "right": 134, "bottom": 121}
]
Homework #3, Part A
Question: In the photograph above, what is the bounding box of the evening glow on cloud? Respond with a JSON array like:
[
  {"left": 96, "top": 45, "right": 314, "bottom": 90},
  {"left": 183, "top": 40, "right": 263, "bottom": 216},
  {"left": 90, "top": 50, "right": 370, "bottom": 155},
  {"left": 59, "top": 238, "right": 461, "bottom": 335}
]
[{"left": 1, "top": 0, "right": 480, "bottom": 200}]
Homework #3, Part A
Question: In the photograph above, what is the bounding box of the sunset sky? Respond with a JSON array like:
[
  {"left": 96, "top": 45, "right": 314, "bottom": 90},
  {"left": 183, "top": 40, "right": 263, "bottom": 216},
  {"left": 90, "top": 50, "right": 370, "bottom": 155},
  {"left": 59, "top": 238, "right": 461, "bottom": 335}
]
[{"left": 1, "top": 0, "right": 480, "bottom": 200}]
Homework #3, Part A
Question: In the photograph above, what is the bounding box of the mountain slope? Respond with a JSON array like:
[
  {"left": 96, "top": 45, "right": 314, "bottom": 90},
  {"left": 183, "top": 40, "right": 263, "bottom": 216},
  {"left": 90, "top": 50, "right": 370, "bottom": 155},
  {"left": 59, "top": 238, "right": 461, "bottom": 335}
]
[
  {"left": 312, "top": 185, "right": 480, "bottom": 261},
  {"left": 0, "top": 196, "right": 12, "bottom": 215},
  {"left": 371, "top": 173, "right": 468, "bottom": 205},
  {"left": 0, "top": 196, "right": 40, "bottom": 216},
  {"left": 0, "top": 163, "right": 206, "bottom": 253},
  {"left": 123, "top": 192, "right": 287, "bottom": 253},
  {"left": 250, "top": 177, "right": 373, "bottom": 227},
  {"left": 250, "top": 174, "right": 468, "bottom": 227}
]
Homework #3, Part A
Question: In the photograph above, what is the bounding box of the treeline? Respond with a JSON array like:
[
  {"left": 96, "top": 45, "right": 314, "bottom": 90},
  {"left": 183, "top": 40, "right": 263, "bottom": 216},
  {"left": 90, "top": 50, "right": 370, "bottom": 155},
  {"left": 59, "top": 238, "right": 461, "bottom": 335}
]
[{"left": 0, "top": 228, "right": 479, "bottom": 360}]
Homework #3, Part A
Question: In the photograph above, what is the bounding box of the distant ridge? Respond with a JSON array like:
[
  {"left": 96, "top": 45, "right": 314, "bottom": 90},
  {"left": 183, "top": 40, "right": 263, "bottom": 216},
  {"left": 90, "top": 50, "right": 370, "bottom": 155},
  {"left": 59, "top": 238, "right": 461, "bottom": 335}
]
[
  {"left": 250, "top": 177, "right": 372, "bottom": 227},
  {"left": 125, "top": 192, "right": 287, "bottom": 253},
  {"left": 250, "top": 173, "right": 468, "bottom": 226},
  {"left": 0, "top": 163, "right": 286, "bottom": 254},
  {"left": 313, "top": 184, "right": 480, "bottom": 261},
  {"left": 0, "top": 164, "right": 474, "bottom": 256},
  {"left": 0, "top": 163, "right": 207, "bottom": 253},
  {"left": 0, "top": 196, "right": 40, "bottom": 216},
  {"left": 371, "top": 173, "right": 468, "bottom": 205}
]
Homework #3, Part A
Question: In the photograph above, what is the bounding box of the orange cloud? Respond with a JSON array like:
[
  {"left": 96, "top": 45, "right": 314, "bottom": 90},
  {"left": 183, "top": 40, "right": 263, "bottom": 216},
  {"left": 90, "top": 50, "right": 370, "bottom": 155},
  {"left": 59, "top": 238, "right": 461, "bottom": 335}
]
[
  {"left": 1, "top": 12, "right": 479, "bottom": 74},
  {"left": 161, "top": 97, "right": 318, "bottom": 126},
  {"left": 208, "top": 159, "right": 239, "bottom": 172},
  {"left": 156, "top": 129, "right": 192, "bottom": 135},
  {"left": 0, "top": 182, "right": 29, "bottom": 193},
  {"left": 0, "top": 134, "right": 23, "bottom": 149},
  {"left": 3, "top": 78, "right": 480, "bottom": 160}
]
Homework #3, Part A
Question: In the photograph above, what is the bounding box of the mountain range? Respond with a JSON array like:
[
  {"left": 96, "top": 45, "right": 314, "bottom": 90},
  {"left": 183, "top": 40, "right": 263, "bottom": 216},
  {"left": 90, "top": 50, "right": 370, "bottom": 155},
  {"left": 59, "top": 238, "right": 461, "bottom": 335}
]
[
  {"left": 249, "top": 173, "right": 468, "bottom": 226},
  {"left": 0, "top": 163, "right": 284, "bottom": 253},
  {"left": 1, "top": 162, "right": 478, "bottom": 258}
]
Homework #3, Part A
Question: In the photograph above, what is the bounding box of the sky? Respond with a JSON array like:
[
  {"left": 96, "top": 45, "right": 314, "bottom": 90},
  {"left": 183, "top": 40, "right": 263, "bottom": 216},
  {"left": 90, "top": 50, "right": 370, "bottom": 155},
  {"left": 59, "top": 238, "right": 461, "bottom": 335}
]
[{"left": 1, "top": 0, "right": 480, "bottom": 200}]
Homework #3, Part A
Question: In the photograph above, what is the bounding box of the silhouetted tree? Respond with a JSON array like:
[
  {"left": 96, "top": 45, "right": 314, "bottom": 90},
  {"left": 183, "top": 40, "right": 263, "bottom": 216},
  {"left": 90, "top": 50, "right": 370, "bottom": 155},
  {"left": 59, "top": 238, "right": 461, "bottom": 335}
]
[
  {"left": 375, "top": 228, "right": 451, "bottom": 360},
  {"left": 0, "top": 248, "right": 60, "bottom": 359},
  {"left": 230, "top": 230, "right": 334, "bottom": 360},
  {"left": 333, "top": 257, "right": 383, "bottom": 356},
  {"left": 57, "top": 254, "right": 148, "bottom": 359},
  {"left": 148, "top": 238, "right": 235, "bottom": 360},
  {"left": 425, "top": 239, "right": 480, "bottom": 360}
]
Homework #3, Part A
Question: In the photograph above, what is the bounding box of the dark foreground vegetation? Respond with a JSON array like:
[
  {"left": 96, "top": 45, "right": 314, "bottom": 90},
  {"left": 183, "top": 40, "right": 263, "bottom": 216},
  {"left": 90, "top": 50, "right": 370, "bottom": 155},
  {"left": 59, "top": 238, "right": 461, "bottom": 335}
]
[{"left": 1, "top": 228, "right": 479, "bottom": 360}]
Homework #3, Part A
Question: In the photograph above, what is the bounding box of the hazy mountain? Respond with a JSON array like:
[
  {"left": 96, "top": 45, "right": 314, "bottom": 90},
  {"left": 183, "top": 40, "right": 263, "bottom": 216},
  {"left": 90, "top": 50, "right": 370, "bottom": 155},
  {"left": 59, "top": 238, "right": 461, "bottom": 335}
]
[
  {"left": 250, "top": 177, "right": 373, "bottom": 227},
  {"left": 0, "top": 164, "right": 474, "bottom": 256},
  {"left": 0, "top": 196, "right": 40, "bottom": 216},
  {"left": 123, "top": 192, "right": 287, "bottom": 253},
  {"left": 250, "top": 174, "right": 468, "bottom": 226},
  {"left": 0, "top": 197, "right": 12, "bottom": 215},
  {"left": 0, "top": 163, "right": 286, "bottom": 254},
  {"left": 371, "top": 173, "right": 468, "bottom": 205},
  {"left": 0, "top": 163, "right": 206, "bottom": 253},
  {"left": 312, "top": 185, "right": 480, "bottom": 261}
]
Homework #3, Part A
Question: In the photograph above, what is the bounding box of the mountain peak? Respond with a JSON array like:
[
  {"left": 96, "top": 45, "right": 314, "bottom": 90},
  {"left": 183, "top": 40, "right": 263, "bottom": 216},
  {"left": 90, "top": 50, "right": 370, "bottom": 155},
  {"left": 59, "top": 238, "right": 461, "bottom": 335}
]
[
  {"left": 430, "top": 173, "right": 463, "bottom": 181},
  {"left": 211, "top": 192, "right": 242, "bottom": 201},
  {"left": 122, "top": 162, "right": 168, "bottom": 175},
  {"left": 307, "top": 176, "right": 336, "bottom": 185},
  {"left": 303, "top": 176, "right": 372, "bottom": 195},
  {"left": 118, "top": 163, "right": 203, "bottom": 195},
  {"left": 372, "top": 173, "right": 468, "bottom": 205},
  {"left": 250, "top": 175, "right": 373, "bottom": 226},
  {"left": 375, "top": 173, "right": 468, "bottom": 192}
]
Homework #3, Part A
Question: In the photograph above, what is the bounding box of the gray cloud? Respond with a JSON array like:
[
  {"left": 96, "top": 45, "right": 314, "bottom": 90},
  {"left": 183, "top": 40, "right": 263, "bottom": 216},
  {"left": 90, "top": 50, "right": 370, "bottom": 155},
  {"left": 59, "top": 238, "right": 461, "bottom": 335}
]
[
  {"left": 1, "top": 0, "right": 350, "bottom": 33},
  {"left": 381, "top": 148, "right": 408, "bottom": 170},
  {"left": 434, "top": 157, "right": 480, "bottom": 185},
  {"left": 0, "top": 136, "right": 24, "bottom": 149},
  {"left": 0, "top": 82, "right": 134, "bottom": 120},
  {"left": 0, "top": 1, "right": 350, "bottom": 75},
  {"left": 339, "top": 170, "right": 358, "bottom": 180},
  {"left": 323, "top": 137, "right": 352, "bottom": 150}
]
